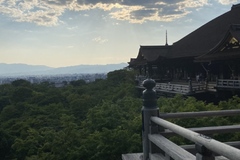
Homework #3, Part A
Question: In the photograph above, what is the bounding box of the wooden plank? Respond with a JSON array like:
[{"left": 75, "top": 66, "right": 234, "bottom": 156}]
[
  {"left": 150, "top": 153, "right": 165, "bottom": 160},
  {"left": 215, "top": 156, "right": 229, "bottom": 160},
  {"left": 148, "top": 134, "right": 195, "bottom": 160},
  {"left": 160, "top": 124, "right": 240, "bottom": 136},
  {"left": 121, "top": 153, "right": 142, "bottom": 160}
]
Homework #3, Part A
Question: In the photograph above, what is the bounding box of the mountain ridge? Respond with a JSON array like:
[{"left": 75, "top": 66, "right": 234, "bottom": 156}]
[{"left": 0, "top": 63, "right": 128, "bottom": 76}]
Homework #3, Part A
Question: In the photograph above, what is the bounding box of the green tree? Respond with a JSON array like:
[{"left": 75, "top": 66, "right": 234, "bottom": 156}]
[
  {"left": 12, "top": 79, "right": 31, "bottom": 87},
  {"left": 11, "top": 87, "right": 33, "bottom": 103},
  {"left": 70, "top": 79, "right": 86, "bottom": 87}
]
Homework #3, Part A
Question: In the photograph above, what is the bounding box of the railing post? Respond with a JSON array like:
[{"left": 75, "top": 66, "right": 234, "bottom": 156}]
[
  {"left": 195, "top": 143, "right": 214, "bottom": 160},
  {"left": 205, "top": 77, "right": 208, "bottom": 90},
  {"left": 188, "top": 79, "right": 193, "bottom": 93},
  {"left": 142, "top": 79, "right": 159, "bottom": 160}
]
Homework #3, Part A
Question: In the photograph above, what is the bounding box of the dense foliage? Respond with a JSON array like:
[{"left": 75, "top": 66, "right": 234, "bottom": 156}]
[
  {"left": 0, "top": 70, "right": 142, "bottom": 160},
  {"left": 0, "top": 69, "right": 240, "bottom": 160}
]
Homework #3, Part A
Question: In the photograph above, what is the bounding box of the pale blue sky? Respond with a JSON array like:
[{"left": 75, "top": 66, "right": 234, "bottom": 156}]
[{"left": 0, "top": 0, "right": 239, "bottom": 67}]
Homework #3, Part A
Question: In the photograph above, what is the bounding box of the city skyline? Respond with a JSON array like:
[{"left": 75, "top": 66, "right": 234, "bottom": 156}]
[{"left": 0, "top": 0, "right": 239, "bottom": 67}]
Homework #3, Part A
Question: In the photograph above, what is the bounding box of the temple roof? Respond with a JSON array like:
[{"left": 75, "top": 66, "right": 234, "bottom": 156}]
[
  {"left": 169, "top": 4, "right": 240, "bottom": 59},
  {"left": 195, "top": 24, "right": 240, "bottom": 62},
  {"left": 129, "top": 4, "right": 240, "bottom": 65},
  {"left": 128, "top": 58, "right": 147, "bottom": 66},
  {"left": 139, "top": 45, "right": 171, "bottom": 62}
]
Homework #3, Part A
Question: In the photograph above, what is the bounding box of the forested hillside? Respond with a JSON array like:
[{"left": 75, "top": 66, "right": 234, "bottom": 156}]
[
  {"left": 0, "top": 70, "right": 142, "bottom": 160},
  {"left": 1, "top": 69, "right": 240, "bottom": 160}
]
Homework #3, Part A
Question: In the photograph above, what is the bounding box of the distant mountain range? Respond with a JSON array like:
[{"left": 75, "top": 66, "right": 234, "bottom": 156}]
[{"left": 0, "top": 63, "right": 128, "bottom": 77}]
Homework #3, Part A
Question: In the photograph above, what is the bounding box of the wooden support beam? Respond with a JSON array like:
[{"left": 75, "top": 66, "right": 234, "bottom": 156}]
[{"left": 195, "top": 143, "right": 214, "bottom": 160}]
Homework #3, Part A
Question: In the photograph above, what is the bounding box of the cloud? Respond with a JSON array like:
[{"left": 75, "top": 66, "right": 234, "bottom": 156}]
[
  {"left": 92, "top": 36, "right": 108, "bottom": 44},
  {"left": 0, "top": 0, "right": 211, "bottom": 26},
  {"left": 217, "top": 0, "right": 238, "bottom": 5},
  {"left": 0, "top": 0, "right": 63, "bottom": 26}
]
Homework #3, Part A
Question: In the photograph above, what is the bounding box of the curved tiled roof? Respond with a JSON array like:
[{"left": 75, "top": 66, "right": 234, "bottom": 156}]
[
  {"left": 195, "top": 24, "right": 240, "bottom": 62},
  {"left": 169, "top": 4, "right": 240, "bottom": 58},
  {"left": 128, "top": 58, "right": 147, "bottom": 66},
  {"left": 129, "top": 4, "right": 240, "bottom": 66},
  {"left": 139, "top": 45, "right": 171, "bottom": 62}
]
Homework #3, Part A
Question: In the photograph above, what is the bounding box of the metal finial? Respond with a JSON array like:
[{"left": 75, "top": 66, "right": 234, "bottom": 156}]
[{"left": 165, "top": 30, "right": 168, "bottom": 46}]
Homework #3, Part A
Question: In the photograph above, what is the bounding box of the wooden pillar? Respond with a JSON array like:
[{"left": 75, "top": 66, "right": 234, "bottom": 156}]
[
  {"left": 142, "top": 79, "right": 159, "bottom": 160},
  {"left": 144, "top": 65, "right": 147, "bottom": 76},
  {"left": 205, "top": 77, "right": 208, "bottom": 90},
  {"left": 195, "top": 143, "right": 214, "bottom": 160},
  {"left": 148, "top": 63, "right": 153, "bottom": 77},
  {"left": 188, "top": 79, "right": 193, "bottom": 93}
]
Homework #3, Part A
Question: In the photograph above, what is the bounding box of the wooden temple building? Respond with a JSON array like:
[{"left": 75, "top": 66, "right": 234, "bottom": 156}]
[{"left": 129, "top": 4, "right": 240, "bottom": 98}]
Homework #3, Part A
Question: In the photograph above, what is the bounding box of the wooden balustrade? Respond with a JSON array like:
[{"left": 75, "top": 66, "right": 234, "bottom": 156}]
[
  {"left": 122, "top": 79, "right": 240, "bottom": 160},
  {"left": 217, "top": 79, "right": 240, "bottom": 88},
  {"left": 155, "top": 82, "right": 206, "bottom": 95},
  {"left": 151, "top": 116, "right": 240, "bottom": 160},
  {"left": 136, "top": 77, "right": 240, "bottom": 96}
]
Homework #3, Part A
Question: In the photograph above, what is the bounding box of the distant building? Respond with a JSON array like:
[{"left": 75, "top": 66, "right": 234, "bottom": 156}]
[{"left": 129, "top": 4, "right": 240, "bottom": 98}]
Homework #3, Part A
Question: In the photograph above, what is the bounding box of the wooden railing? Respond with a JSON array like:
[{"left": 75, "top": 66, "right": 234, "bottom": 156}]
[
  {"left": 150, "top": 116, "right": 240, "bottom": 160},
  {"left": 155, "top": 83, "right": 190, "bottom": 94},
  {"left": 139, "top": 79, "right": 240, "bottom": 160},
  {"left": 217, "top": 79, "right": 240, "bottom": 88},
  {"left": 154, "top": 81, "right": 207, "bottom": 95},
  {"left": 136, "top": 77, "right": 240, "bottom": 95},
  {"left": 191, "top": 83, "right": 207, "bottom": 92}
]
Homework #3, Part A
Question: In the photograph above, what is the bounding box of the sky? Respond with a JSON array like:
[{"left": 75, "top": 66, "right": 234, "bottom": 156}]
[{"left": 0, "top": 0, "right": 239, "bottom": 68}]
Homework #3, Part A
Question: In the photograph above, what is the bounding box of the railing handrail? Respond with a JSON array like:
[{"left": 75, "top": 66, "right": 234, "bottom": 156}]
[
  {"left": 218, "top": 79, "right": 240, "bottom": 82},
  {"left": 217, "top": 79, "right": 240, "bottom": 87},
  {"left": 159, "top": 109, "right": 240, "bottom": 119},
  {"left": 151, "top": 116, "right": 240, "bottom": 160}
]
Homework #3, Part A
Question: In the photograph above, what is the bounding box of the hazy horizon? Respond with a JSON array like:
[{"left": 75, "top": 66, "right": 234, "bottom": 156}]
[
  {"left": 0, "top": 63, "right": 128, "bottom": 77},
  {"left": 0, "top": 62, "right": 128, "bottom": 68},
  {"left": 0, "top": 0, "right": 238, "bottom": 67}
]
